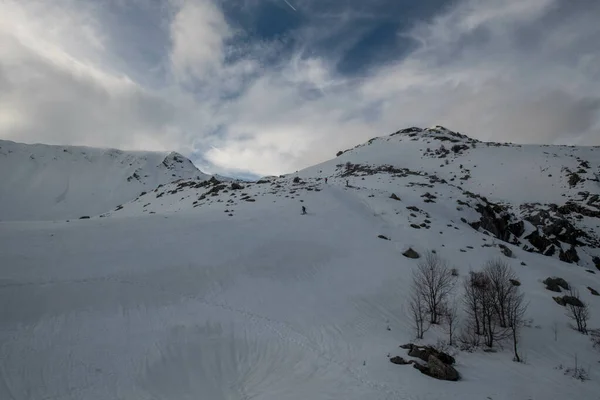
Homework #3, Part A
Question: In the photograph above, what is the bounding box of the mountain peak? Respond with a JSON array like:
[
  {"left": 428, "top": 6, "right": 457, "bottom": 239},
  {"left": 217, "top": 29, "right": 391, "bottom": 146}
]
[{"left": 390, "top": 125, "right": 478, "bottom": 143}]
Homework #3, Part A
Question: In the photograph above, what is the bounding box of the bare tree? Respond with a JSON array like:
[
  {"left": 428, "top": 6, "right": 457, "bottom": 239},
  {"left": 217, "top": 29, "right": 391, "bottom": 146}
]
[
  {"left": 485, "top": 259, "right": 517, "bottom": 328},
  {"left": 506, "top": 288, "right": 528, "bottom": 362},
  {"left": 565, "top": 288, "right": 589, "bottom": 334},
  {"left": 413, "top": 252, "right": 455, "bottom": 324},
  {"left": 409, "top": 284, "right": 428, "bottom": 339},
  {"left": 442, "top": 298, "right": 459, "bottom": 346},
  {"left": 479, "top": 277, "right": 509, "bottom": 348},
  {"left": 463, "top": 271, "right": 485, "bottom": 335},
  {"left": 462, "top": 264, "right": 514, "bottom": 349}
]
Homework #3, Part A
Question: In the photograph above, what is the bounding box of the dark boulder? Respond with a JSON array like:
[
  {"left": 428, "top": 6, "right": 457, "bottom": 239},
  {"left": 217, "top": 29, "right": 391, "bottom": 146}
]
[
  {"left": 390, "top": 356, "right": 410, "bottom": 365},
  {"left": 587, "top": 287, "right": 599, "bottom": 296},
  {"left": 403, "top": 248, "right": 420, "bottom": 259},
  {"left": 553, "top": 295, "right": 584, "bottom": 307},
  {"left": 390, "top": 193, "right": 401, "bottom": 201},
  {"left": 427, "top": 355, "right": 460, "bottom": 381},
  {"left": 378, "top": 235, "right": 391, "bottom": 241},
  {"left": 231, "top": 182, "right": 244, "bottom": 190},
  {"left": 543, "top": 277, "right": 569, "bottom": 292}
]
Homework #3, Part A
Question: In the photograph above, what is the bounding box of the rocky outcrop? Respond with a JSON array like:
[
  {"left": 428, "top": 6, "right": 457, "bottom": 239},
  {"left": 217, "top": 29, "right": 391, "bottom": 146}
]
[
  {"left": 544, "top": 277, "right": 570, "bottom": 292},
  {"left": 401, "top": 344, "right": 459, "bottom": 381},
  {"left": 553, "top": 295, "right": 584, "bottom": 307},
  {"left": 426, "top": 355, "right": 460, "bottom": 381}
]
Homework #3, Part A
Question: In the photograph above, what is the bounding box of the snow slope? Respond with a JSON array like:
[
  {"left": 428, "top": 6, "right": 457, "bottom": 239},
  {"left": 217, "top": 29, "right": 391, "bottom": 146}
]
[
  {"left": 1, "top": 128, "right": 600, "bottom": 399},
  {"left": 0, "top": 140, "right": 208, "bottom": 221}
]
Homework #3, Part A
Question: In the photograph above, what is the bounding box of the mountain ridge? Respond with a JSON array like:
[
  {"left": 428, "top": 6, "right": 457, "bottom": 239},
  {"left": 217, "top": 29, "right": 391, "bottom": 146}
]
[{"left": 0, "top": 139, "right": 209, "bottom": 221}]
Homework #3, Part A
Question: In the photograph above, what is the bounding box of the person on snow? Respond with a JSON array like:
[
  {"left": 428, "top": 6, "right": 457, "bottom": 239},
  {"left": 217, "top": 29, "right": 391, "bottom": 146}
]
[
  {"left": 325, "top": 177, "right": 328, "bottom": 184},
  {"left": 301, "top": 206, "right": 307, "bottom": 215}
]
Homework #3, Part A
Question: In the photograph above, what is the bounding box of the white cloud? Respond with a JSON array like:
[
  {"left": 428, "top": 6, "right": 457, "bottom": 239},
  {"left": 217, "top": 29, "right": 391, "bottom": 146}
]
[
  {"left": 169, "top": 0, "right": 231, "bottom": 83},
  {"left": 0, "top": 0, "right": 598, "bottom": 177}
]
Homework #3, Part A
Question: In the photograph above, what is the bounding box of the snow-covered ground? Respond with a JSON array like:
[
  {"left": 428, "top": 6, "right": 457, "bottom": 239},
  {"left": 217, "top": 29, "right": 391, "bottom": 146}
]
[
  {"left": 0, "top": 140, "right": 208, "bottom": 221},
  {"left": 1, "top": 128, "right": 600, "bottom": 399}
]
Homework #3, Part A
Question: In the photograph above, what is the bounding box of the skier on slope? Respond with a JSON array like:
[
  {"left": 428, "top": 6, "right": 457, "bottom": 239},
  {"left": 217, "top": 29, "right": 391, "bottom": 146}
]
[{"left": 301, "top": 206, "right": 307, "bottom": 215}]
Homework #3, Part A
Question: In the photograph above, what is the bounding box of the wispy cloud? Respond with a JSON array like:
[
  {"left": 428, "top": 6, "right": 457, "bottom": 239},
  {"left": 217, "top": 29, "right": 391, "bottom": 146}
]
[{"left": 0, "top": 0, "right": 598, "bottom": 177}]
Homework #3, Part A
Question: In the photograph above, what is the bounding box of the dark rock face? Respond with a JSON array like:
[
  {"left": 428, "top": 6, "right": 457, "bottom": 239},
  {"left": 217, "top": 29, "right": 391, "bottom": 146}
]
[
  {"left": 553, "top": 295, "right": 584, "bottom": 307},
  {"left": 559, "top": 245, "right": 579, "bottom": 264},
  {"left": 390, "top": 193, "right": 401, "bottom": 201},
  {"left": 587, "top": 287, "right": 599, "bottom": 296},
  {"left": 378, "top": 235, "right": 390, "bottom": 241},
  {"left": 498, "top": 244, "right": 513, "bottom": 258},
  {"left": 406, "top": 345, "right": 455, "bottom": 365},
  {"left": 543, "top": 277, "right": 570, "bottom": 292},
  {"left": 403, "top": 248, "right": 420, "bottom": 259},
  {"left": 594, "top": 257, "right": 600, "bottom": 271},
  {"left": 403, "top": 344, "right": 459, "bottom": 381},
  {"left": 390, "top": 356, "right": 410, "bottom": 365},
  {"left": 79, "top": 216, "right": 90, "bottom": 219},
  {"left": 231, "top": 182, "right": 244, "bottom": 190},
  {"left": 426, "top": 355, "right": 460, "bottom": 381}
]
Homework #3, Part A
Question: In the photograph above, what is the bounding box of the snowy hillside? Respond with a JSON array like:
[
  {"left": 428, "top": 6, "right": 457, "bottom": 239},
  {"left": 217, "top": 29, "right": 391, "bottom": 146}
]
[
  {"left": 1, "top": 127, "right": 600, "bottom": 399},
  {"left": 0, "top": 139, "right": 208, "bottom": 221}
]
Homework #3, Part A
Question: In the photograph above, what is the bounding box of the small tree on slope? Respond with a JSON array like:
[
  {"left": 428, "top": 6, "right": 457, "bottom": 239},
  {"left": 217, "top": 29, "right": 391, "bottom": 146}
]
[
  {"left": 506, "top": 287, "right": 528, "bottom": 362},
  {"left": 565, "top": 288, "right": 590, "bottom": 334},
  {"left": 409, "top": 284, "right": 428, "bottom": 339},
  {"left": 412, "top": 252, "right": 455, "bottom": 324}
]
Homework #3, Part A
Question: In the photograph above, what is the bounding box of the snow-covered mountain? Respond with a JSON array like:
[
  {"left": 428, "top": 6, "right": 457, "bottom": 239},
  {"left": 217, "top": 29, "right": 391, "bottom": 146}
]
[
  {"left": 1, "top": 128, "right": 599, "bottom": 400},
  {"left": 114, "top": 125, "right": 600, "bottom": 270},
  {"left": 0, "top": 139, "right": 208, "bottom": 221}
]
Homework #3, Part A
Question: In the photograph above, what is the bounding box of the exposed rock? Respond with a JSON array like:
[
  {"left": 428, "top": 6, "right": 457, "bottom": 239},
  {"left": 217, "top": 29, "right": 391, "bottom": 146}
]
[
  {"left": 336, "top": 150, "right": 344, "bottom": 157},
  {"left": 378, "top": 235, "right": 390, "bottom": 241},
  {"left": 587, "top": 287, "right": 599, "bottom": 296},
  {"left": 403, "top": 248, "right": 420, "bottom": 259},
  {"left": 559, "top": 245, "right": 579, "bottom": 264},
  {"left": 79, "top": 216, "right": 90, "bottom": 219},
  {"left": 594, "top": 257, "right": 600, "bottom": 271},
  {"left": 390, "top": 193, "right": 401, "bottom": 201},
  {"left": 293, "top": 176, "right": 301, "bottom": 183},
  {"left": 553, "top": 295, "right": 584, "bottom": 307},
  {"left": 399, "top": 344, "right": 413, "bottom": 350},
  {"left": 407, "top": 344, "right": 455, "bottom": 365},
  {"left": 426, "top": 355, "right": 460, "bottom": 381},
  {"left": 525, "top": 230, "right": 555, "bottom": 253},
  {"left": 544, "top": 277, "right": 570, "bottom": 292},
  {"left": 509, "top": 279, "right": 521, "bottom": 286},
  {"left": 390, "top": 356, "right": 410, "bottom": 365},
  {"left": 410, "top": 224, "right": 421, "bottom": 229},
  {"left": 498, "top": 244, "right": 513, "bottom": 258},
  {"left": 231, "top": 182, "right": 244, "bottom": 190}
]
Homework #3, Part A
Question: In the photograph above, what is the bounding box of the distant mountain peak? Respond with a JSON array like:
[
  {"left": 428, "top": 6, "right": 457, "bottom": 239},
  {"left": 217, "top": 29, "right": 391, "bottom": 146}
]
[{"left": 390, "top": 125, "right": 479, "bottom": 144}]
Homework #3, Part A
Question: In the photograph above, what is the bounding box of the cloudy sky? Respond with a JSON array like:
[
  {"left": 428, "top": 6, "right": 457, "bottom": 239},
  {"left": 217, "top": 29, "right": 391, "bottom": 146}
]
[{"left": 1, "top": 0, "right": 599, "bottom": 177}]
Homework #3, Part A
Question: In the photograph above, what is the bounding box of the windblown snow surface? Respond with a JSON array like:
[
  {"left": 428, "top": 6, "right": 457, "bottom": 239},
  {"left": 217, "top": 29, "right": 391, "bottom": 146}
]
[
  {"left": 1, "top": 127, "right": 600, "bottom": 400},
  {"left": 0, "top": 139, "right": 208, "bottom": 221}
]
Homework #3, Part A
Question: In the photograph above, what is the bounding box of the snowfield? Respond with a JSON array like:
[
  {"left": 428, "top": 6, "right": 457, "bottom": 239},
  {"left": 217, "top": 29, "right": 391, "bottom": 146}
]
[
  {"left": 0, "top": 139, "right": 208, "bottom": 221},
  {"left": 1, "top": 128, "right": 600, "bottom": 399}
]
